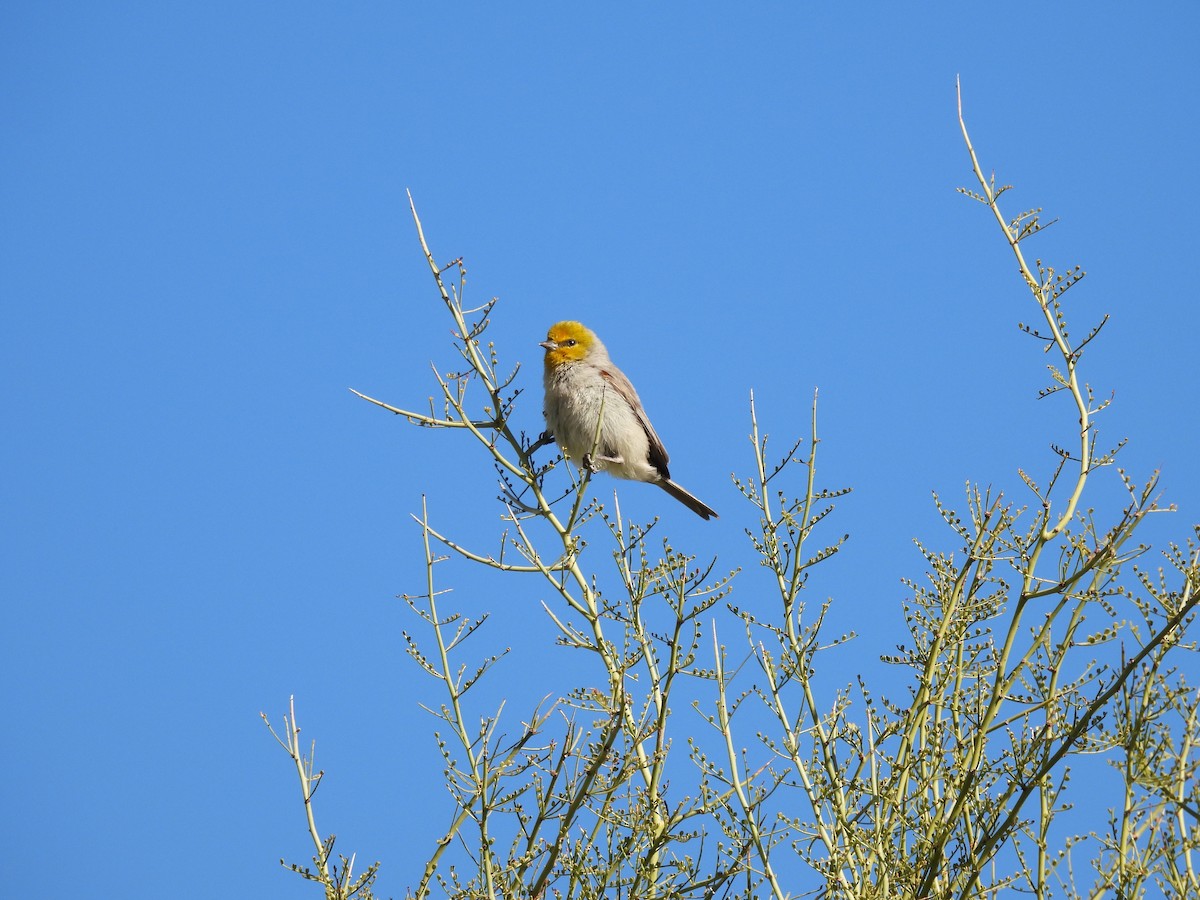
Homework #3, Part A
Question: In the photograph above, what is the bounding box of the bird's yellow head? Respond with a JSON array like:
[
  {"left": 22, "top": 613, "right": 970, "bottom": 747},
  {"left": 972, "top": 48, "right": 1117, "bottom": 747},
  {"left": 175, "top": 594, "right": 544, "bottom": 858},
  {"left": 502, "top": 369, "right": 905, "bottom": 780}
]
[{"left": 540, "top": 321, "right": 600, "bottom": 369}]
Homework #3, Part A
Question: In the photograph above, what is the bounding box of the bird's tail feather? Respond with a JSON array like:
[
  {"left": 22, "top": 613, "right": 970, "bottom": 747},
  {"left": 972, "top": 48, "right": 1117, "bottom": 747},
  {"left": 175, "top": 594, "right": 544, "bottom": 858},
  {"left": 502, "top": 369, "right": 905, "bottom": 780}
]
[{"left": 658, "top": 479, "right": 718, "bottom": 520}]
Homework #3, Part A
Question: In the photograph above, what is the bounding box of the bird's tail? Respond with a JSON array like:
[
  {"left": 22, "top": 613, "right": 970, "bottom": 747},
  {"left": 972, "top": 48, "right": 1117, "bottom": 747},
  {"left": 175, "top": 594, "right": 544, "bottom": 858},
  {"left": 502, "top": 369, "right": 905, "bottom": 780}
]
[{"left": 658, "top": 479, "right": 718, "bottom": 521}]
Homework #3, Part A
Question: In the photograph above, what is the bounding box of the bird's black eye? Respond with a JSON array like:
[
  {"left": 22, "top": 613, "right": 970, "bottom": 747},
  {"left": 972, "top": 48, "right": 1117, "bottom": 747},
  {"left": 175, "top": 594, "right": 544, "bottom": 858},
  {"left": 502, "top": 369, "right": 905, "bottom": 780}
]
[{"left": 564, "top": 339, "right": 576, "bottom": 347}]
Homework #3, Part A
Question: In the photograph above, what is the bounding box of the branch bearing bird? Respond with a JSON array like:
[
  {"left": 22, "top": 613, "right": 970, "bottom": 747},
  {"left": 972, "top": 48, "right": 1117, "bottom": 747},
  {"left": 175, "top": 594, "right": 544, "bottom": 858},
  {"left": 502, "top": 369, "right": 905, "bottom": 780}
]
[{"left": 540, "top": 321, "right": 718, "bottom": 520}]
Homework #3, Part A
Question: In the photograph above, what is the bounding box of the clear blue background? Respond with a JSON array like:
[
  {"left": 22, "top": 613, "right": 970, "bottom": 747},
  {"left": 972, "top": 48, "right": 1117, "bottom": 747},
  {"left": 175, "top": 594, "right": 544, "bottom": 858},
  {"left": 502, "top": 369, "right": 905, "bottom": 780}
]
[{"left": 3, "top": 4, "right": 1197, "bottom": 897}]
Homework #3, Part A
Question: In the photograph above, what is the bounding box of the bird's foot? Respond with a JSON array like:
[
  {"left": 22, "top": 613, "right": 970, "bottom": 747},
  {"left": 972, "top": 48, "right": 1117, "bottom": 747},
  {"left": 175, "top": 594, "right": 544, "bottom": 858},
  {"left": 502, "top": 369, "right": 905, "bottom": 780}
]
[
  {"left": 528, "top": 431, "right": 555, "bottom": 454},
  {"left": 581, "top": 452, "right": 621, "bottom": 473}
]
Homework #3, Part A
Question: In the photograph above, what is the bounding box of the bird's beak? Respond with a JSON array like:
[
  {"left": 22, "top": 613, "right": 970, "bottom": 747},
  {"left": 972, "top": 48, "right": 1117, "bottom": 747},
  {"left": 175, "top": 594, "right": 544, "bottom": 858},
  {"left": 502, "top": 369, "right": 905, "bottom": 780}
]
[{"left": 539, "top": 340, "right": 557, "bottom": 351}]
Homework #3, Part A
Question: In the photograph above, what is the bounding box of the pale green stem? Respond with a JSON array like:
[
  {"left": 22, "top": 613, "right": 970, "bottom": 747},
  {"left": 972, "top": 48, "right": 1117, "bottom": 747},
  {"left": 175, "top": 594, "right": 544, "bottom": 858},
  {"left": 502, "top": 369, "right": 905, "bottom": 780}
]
[{"left": 956, "top": 80, "right": 1091, "bottom": 542}]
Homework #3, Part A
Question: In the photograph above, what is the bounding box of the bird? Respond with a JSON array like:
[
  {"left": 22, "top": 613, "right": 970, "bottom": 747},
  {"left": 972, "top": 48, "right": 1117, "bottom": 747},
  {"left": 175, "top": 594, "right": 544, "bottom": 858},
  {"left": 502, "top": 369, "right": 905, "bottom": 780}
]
[{"left": 539, "top": 320, "right": 718, "bottom": 520}]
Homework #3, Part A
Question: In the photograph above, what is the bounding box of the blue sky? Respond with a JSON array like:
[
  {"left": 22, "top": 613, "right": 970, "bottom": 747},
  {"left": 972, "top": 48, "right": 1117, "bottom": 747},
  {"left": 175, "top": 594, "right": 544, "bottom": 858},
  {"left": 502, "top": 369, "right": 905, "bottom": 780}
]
[{"left": 3, "top": 4, "right": 1197, "bottom": 897}]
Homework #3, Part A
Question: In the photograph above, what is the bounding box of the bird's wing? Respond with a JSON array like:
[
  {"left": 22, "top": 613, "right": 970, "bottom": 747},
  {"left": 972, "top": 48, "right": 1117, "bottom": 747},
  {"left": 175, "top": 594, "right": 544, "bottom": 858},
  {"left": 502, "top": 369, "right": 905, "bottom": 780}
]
[{"left": 599, "top": 366, "right": 671, "bottom": 477}]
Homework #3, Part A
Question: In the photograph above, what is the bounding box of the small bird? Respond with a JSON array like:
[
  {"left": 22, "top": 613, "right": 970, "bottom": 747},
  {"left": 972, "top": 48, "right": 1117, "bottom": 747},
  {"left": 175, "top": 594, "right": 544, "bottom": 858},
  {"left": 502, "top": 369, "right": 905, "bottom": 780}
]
[{"left": 540, "top": 320, "right": 718, "bottom": 520}]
